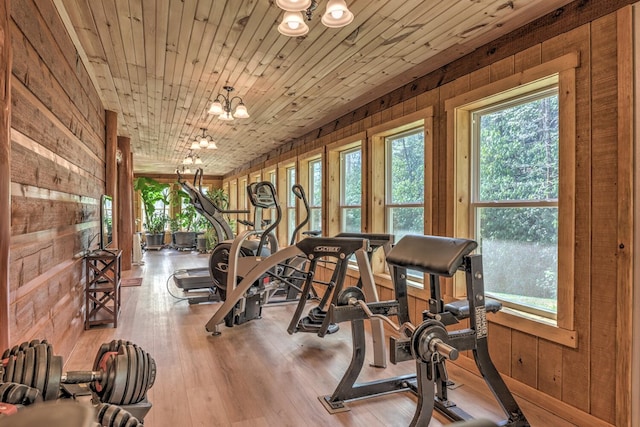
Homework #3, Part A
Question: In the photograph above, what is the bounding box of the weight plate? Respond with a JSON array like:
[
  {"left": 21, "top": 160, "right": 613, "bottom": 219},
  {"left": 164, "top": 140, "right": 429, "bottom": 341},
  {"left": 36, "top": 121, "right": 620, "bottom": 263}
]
[
  {"left": 101, "top": 403, "right": 121, "bottom": 426},
  {"left": 32, "top": 343, "right": 47, "bottom": 395},
  {"left": 42, "top": 344, "right": 52, "bottom": 400},
  {"left": 45, "top": 354, "right": 62, "bottom": 401},
  {"left": 0, "top": 382, "right": 12, "bottom": 401},
  {"left": 133, "top": 345, "right": 146, "bottom": 404},
  {"left": 96, "top": 402, "right": 109, "bottom": 422},
  {"left": 147, "top": 352, "right": 157, "bottom": 390},
  {"left": 93, "top": 343, "right": 110, "bottom": 372},
  {"left": 12, "top": 351, "right": 25, "bottom": 384},
  {"left": 113, "top": 406, "right": 131, "bottom": 427},
  {"left": 3, "top": 354, "right": 14, "bottom": 382},
  {"left": 107, "top": 352, "right": 128, "bottom": 405},
  {"left": 121, "top": 344, "right": 137, "bottom": 405},
  {"left": 336, "top": 286, "right": 365, "bottom": 306},
  {"left": 98, "top": 353, "right": 116, "bottom": 403},
  {"left": 21, "top": 347, "right": 35, "bottom": 387}
]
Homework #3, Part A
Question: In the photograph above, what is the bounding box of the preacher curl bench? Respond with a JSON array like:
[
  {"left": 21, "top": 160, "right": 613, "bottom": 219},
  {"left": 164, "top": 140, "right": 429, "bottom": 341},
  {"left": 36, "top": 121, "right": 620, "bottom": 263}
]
[{"left": 323, "top": 234, "right": 529, "bottom": 426}]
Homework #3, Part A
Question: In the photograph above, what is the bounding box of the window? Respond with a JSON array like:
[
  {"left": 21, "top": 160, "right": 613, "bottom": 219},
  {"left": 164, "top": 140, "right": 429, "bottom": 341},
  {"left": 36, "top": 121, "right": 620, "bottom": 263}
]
[
  {"left": 448, "top": 52, "right": 578, "bottom": 346},
  {"left": 286, "top": 167, "right": 296, "bottom": 243},
  {"left": 308, "top": 158, "right": 322, "bottom": 233},
  {"left": 340, "top": 148, "right": 362, "bottom": 233},
  {"left": 385, "top": 128, "right": 424, "bottom": 240},
  {"left": 471, "top": 88, "right": 559, "bottom": 318}
]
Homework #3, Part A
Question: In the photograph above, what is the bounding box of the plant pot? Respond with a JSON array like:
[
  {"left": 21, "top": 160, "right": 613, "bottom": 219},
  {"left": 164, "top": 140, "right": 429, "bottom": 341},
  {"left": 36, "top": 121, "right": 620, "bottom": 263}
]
[
  {"left": 145, "top": 233, "right": 165, "bottom": 248},
  {"left": 196, "top": 234, "right": 207, "bottom": 253},
  {"left": 173, "top": 231, "right": 196, "bottom": 250}
]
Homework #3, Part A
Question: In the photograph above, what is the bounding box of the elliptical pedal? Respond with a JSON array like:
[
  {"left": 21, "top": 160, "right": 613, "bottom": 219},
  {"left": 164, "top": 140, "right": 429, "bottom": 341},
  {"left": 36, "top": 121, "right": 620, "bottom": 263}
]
[
  {"left": 307, "top": 306, "right": 327, "bottom": 323},
  {"left": 297, "top": 316, "right": 339, "bottom": 335}
]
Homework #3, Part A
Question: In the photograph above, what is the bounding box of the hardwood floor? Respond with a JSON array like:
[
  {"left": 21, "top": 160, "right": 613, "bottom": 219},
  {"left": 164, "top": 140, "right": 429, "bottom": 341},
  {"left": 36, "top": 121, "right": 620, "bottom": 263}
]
[{"left": 65, "top": 249, "right": 575, "bottom": 426}]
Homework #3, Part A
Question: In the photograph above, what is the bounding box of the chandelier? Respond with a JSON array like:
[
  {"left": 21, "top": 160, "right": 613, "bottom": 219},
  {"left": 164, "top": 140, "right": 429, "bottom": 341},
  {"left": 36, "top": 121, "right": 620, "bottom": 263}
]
[
  {"left": 207, "top": 86, "right": 249, "bottom": 121},
  {"left": 182, "top": 151, "right": 203, "bottom": 166},
  {"left": 191, "top": 128, "right": 217, "bottom": 150},
  {"left": 277, "top": 0, "right": 354, "bottom": 37},
  {"left": 177, "top": 165, "right": 192, "bottom": 175}
]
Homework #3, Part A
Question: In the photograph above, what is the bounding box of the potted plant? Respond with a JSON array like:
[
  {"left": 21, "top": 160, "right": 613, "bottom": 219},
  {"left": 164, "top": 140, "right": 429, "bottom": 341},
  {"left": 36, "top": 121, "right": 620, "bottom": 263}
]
[
  {"left": 173, "top": 204, "right": 198, "bottom": 249},
  {"left": 133, "top": 176, "right": 170, "bottom": 248}
]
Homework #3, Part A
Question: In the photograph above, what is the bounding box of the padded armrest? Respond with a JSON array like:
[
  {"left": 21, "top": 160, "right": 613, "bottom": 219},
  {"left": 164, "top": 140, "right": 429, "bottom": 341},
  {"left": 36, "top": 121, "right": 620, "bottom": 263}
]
[
  {"left": 386, "top": 235, "right": 477, "bottom": 277},
  {"left": 444, "top": 298, "right": 502, "bottom": 320}
]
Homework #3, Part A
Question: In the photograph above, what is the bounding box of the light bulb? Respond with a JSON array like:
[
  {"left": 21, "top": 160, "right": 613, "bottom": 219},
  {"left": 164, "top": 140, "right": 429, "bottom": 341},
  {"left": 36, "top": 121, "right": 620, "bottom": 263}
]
[
  {"left": 331, "top": 9, "right": 343, "bottom": 19},
  {"left": 208, "top": 100, "right": 223, "bottom": 115},
  {"left": 278, "top": 11, "right": 309, "bottom": 36}
]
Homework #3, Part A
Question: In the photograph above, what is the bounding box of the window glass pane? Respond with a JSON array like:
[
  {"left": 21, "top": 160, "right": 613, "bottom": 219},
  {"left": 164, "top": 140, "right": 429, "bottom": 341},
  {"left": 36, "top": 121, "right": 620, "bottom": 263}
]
[
  {"left": 478, "top": 94, "right": 559, "bottom": 202},
  {"left": 341, "top": 149, "right": 361, "bottom": 206},
  {"left": 388, "top": 207, "right": 424, "bottom": 241},
  {"left": 478, "top": 207, "right": 558, "bottom": 314},
  {"left": 287, "top": 168, "right": 296, "bottom": 206},
  {"left": 388, "top": 131, "right": 424, "bottom": 204},
  {"left": 309, "top": 209, "right": 322, "bottom": 232},
  {"left": 341, "top": 208, "right": 361, "bottom": 233},
  {"left": 473, "top": 89, "right": 559, "bottom": 317},
  {"left": 288, "top": 209, "right": 296, "bottom": 242},
  {"left": 309, "top": 159, "right": 322, "bottom": 206}
]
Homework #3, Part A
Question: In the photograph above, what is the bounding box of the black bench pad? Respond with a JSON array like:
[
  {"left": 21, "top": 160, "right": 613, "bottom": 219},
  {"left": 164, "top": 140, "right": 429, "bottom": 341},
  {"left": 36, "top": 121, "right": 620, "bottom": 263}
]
[
  {"left": 386, "top": 235, "right": 477, "bottom": 277},
  {"left": 444, "top": 298, "right": 502, "bottom": 319}
]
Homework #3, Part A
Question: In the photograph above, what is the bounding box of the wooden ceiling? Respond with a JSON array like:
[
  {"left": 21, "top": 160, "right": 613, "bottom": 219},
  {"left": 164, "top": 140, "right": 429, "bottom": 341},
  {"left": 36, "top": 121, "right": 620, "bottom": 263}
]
[{"left": 54, "top": 0, "right": 573, "bottom": 176}]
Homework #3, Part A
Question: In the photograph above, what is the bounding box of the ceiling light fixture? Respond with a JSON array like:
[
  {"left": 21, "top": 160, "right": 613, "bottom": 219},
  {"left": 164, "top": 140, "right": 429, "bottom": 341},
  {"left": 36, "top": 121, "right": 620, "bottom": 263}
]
[
  {"left": 177, "top": 165, "right": 192, "bottom": 175},
  {"left": 191, "top": 128, "right": 218, "bottom": 150},
  {"left": 207, "top": 86, "right": 250, "bottom": 121},
  {"left": 182, "top": 151, "right": 203, "bottom": 165},
  {"left": 276, "top": 0, "right": 353, "bottom": 37}
]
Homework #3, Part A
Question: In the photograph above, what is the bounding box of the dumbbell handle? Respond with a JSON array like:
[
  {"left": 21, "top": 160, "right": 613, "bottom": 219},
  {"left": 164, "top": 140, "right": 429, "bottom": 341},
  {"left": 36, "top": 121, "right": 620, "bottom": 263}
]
[{"left": 61, "top": 370, "right": 103, "bottom": 384}]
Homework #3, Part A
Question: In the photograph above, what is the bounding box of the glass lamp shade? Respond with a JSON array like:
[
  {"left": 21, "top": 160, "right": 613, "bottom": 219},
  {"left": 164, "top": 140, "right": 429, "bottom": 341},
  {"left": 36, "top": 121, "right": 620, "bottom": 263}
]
[
  {"left": 206, "top": 140, "right": 218, "bottom": 149},
  {"left": 275, "top": 0, "right": 312, "bottom": 12},
  {"left": 321, "top": 0, "right": 353, "bottom": 28},
  {"left": 278, "top": 11, "right": 309, "bottom": 36},
  {"left": 199, "top": 137, "right": 209, "bottom": 148},
  {"left": 208, "top": 100, "right": 223, "bottom": 115},
  {"left": 184, "top": 167, "right": 192, "bottom": 174},
  {"left": 218, "top": 111, "right": 234, "bottom": 121},
  {"left": 190, "top": 142, "right": 201, "bottom": 150},
  {"left": 183, "top": 156, "right": 194, "bottom": 165},
  {"left": 194, "top": 156, "right": 203, "bottom": 165},
  {"left": 234, "top": 103, "right": 250, "bottom": 118}
]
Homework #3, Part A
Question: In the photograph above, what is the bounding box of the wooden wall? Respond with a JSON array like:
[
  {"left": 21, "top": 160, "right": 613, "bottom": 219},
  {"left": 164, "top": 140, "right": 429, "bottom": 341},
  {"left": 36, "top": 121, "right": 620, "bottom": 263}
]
[
  {"left": 223, "top": 4, "right": 634, "bottom": 426},
  {"left": 8, "top": 0, "right": 105, "bottom": 358}
]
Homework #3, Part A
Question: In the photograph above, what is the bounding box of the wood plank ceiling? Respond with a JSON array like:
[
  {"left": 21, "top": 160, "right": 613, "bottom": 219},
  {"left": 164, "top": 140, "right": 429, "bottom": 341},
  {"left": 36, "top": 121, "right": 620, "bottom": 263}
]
[{"left": 53, "top": 0, "right": 573, "bottom": 176}]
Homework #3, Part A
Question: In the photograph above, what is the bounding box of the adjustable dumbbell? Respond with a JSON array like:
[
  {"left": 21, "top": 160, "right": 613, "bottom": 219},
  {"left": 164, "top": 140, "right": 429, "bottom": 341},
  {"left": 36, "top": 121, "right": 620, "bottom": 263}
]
[{"left": 2, "top": 340, "right": 156, "bottom": 405}]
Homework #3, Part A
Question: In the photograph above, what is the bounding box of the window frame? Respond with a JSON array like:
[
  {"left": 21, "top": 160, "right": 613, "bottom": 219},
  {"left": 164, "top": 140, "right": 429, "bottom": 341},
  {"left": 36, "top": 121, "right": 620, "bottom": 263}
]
[
  {"left": 445, "top": 52, "right": 578, "bottom": 348},
  {"left": 339, "top": 147, "right": 363, "bottom": 234},
  {"left": 470, "top": 86, "right": 560, "bottom": 320},
  {"left": 365, "top": 109, "right": 433, "bottom": 295},
  {"left": 326, "top": 135, "right": 364, "bottom": 237}
]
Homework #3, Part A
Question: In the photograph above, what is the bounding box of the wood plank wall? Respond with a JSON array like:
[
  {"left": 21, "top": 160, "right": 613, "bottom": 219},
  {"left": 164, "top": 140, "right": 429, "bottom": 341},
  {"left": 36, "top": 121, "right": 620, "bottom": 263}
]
[
  {"left": 222, "top": 5, "right": 634, "bottom": 426},
  {"left": 8, "top": 0, "right": 105, "bottom": 359}
]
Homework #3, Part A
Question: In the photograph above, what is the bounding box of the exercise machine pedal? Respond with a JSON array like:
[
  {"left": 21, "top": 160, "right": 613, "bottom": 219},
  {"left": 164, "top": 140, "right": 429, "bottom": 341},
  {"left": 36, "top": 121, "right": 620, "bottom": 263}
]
[
  {"left": 298, "top": 316, "right": 339, "bottom": 334},
  {"left": 307, "top": 306, "right": 327, "bottom": 323}
]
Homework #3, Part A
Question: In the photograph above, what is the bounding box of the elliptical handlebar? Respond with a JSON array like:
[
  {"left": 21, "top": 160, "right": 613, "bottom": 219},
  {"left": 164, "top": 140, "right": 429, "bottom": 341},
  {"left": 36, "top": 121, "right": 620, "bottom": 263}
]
[{"left": 289, "top": 184, "right": 310, "bottom": 245}]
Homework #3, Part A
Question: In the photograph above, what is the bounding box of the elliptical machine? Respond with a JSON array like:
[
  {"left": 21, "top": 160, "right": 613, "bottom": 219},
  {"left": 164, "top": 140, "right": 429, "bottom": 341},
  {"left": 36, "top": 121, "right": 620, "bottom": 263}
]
[{"left": 172, "top": 169, "right": 254, "bottom": 303}]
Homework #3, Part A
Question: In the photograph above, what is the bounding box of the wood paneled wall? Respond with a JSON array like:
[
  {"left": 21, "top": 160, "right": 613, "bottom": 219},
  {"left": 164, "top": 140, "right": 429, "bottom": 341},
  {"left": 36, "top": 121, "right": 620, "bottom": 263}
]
[
  {"left": 8, "top": 0, "right": 105, "bottom": 359},
  {"left": 223, "top": 5, "right": 634, "bottom": 426}
]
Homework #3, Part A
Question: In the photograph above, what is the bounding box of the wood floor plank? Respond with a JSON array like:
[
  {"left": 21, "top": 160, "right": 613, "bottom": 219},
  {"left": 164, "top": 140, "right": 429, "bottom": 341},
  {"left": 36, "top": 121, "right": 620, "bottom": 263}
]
[{"left": 63, "top": 249, "right": 575, "bottom": 426}]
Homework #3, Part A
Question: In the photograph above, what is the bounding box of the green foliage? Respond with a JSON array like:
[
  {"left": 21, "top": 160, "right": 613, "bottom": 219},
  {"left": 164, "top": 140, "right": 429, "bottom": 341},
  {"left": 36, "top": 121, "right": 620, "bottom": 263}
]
[
  {"left": 475, "top": 93, "right": 560, "bottom": 303},
  {"left": 133, "top": 177, "right": 170, "bottom": 230},
  {"left": 146, "top": 213, "right": 168, "bottom": 235}
]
